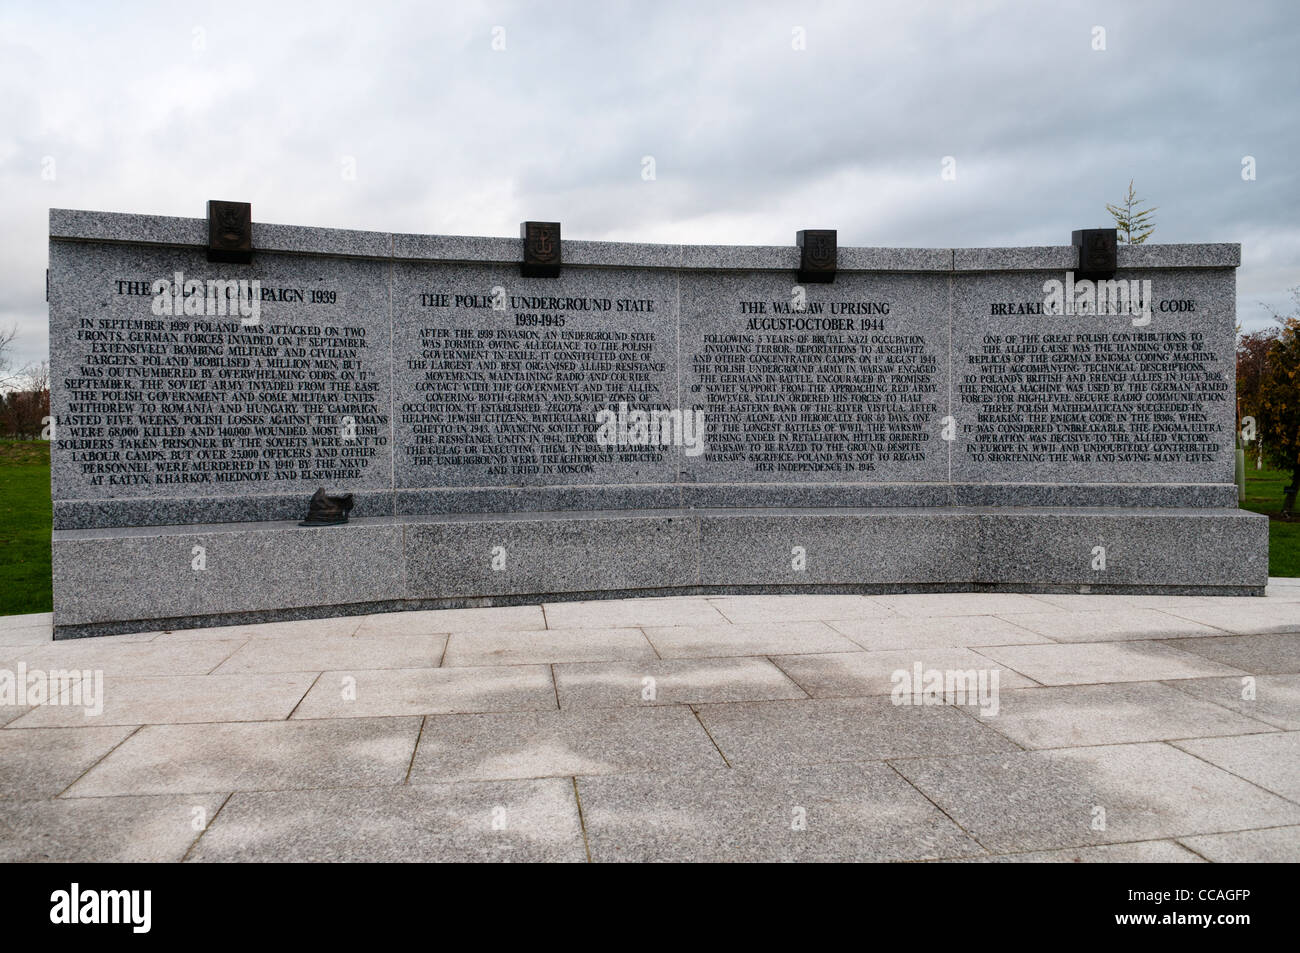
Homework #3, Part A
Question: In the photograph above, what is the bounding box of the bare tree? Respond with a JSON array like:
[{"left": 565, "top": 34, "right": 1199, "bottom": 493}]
[
  {"left": 0, "top": 359, "right": 50, "bottom": 439},
  {"left": 0, "top": 324, "right": 19, "bottom": 391}
]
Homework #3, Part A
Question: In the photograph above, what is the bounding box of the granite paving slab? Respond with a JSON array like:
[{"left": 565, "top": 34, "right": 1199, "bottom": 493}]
[
  {"left": 7, "top": 586, "right": 1297, "bottom": 860},
  {"left": 408, "top": 707, "right": 725, "bottom": 782},
  {"left": 1172, "top": 732, "right": 1300, "bottom": 802},
  {"left": 1020, "top": 594, "right": 1219, "bottom": 611},
  {"left": 972, "top": 641, "right": 1247, "bottom": 686},
  {"left": 706, "top": 594, "right": 896, "bottom": 625},
  {"left": 0, "top": 726, "right": 136, "bottom": 798},
  {"left": 1158, "top": 633, "right": 1300, "bottom": 675},
  {"left": 0, "top": 793, "right": 227, "bottom": 862},
  {"left": 442, "top": 628, "right": 656, "bottom": 667},
  {"left": 994, "top": 609, "right": 1227, "bottom": 643},
  {"left": 642, "top": 621, "right": 861, "bottom": 659},
  {"left": 7, "top": 673, "right": 316, "bottom": 728},
  {"left": 892, "top": 742, "right": 1300, "bottom": 852},
  {"left": 828, "top": 615, "right": 1048, "bottom": 651},
  {"left": 772, "top": 649, "right": 1037, "bottom": 699},
  {"left": 554, "top": 657, "right": 808, "bottom": 709},
  {"left": 543, "top": 598, "right": 731, "bottom": 630},
  {"left": 290, "top": 665, "right": 557, "bottom": 719},
  {"left": 36, "top": 631, "right": 159, "bottom": 645},
  {"left": 942, "top": 840, "right": 1204, "bottom": 863},
  {"left": 1200, "top": 590, "right": 1300, "bottom": 605},
  {"left": 1162, "top": 674, "right": 1300, "bottom": 730},
  {"left": 1178, "top": 825, "right": 1300, "bottom": 862},
  {"left": 868, "top": 593, "right": 1054, "bottom": 617},
  {"left": 63, "top": 717, "right": 423, "bottom": 796},
  {"left": 188, "top": 780, "right": 586, "bottom": 862},
  {"left": 0, "top": 612, "right": 53, "bottom": 633},
  {"left": 1156, "top": 603, "right": 1300, "bottom": 635},
  {"left": 1, "top": 639, "right": 244, "bottom": 676},
  {"left": 694, "top": 696, "right": 1019, "bottom": 767},
  {"left": 211, "top": 634, "right": 446, "bottom": 674},
  {"left": 970, "top": 682, "right": 1274, "bottom": 749},
  {"left": 0, "top": 626, "right": 56, "bottom": 647},
  {"left": 577, "top": 762, "right": 986, "bottom": 862},
  {"left": 353, "top": 605, "right": 547, "bottom": 636},
  {"left": 151, "top": 617, "right": 362, "bottom": 642},
  {"left": 0, "top": 704, "right": 34, "bottom": 728}
]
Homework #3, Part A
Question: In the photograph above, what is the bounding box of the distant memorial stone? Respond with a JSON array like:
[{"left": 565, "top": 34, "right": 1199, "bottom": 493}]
[{"left": 46, "top": 206, "right": 1268, "bottom": 638}]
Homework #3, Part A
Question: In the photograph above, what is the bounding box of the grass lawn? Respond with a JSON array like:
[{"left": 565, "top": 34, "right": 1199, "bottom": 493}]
[
  {"left": 0, "top": 439, "right": 52, "bottom": 615},
  {"left": 1241, "top": 462, "right": 1300, "bottom": 578}
]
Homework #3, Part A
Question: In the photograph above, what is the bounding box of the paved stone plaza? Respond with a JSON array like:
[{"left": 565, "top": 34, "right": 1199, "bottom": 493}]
[{"left": 2, "top": 586, "right": 1298, "bottom": 862}]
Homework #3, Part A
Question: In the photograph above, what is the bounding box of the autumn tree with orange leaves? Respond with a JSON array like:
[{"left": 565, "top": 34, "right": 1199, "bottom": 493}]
[{"left": 1243, "top": 288, "right": 1300, "bottom": 517}]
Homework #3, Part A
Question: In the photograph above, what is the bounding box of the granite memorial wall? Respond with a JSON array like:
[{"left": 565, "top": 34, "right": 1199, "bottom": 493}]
[{"left": 47, "top": 207, "right": 1267, "bottom": 637}]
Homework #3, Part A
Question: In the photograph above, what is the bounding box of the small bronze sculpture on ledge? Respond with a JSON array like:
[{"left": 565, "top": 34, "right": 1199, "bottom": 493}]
[{"left": 299, "top": 488, "right": 354, "bottom": 527}]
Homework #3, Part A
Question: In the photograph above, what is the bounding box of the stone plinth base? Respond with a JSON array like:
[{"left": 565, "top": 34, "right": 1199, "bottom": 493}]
[{"left": 51, "top": 507, "right": 1269, "bottom": 638}]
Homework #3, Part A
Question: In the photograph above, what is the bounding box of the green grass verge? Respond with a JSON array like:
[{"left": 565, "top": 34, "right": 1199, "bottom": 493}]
[
  {"left": 0, "top": 439, "right": 53, "bottom": 615},
  {"left": 1241, "top": 462, "right": 1300, "bottom": 577}
]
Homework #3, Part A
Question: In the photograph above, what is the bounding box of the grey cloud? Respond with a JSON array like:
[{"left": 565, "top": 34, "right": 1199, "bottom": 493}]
[{"left": 1, "top": 0, "right": 1297, "bottom": 367}]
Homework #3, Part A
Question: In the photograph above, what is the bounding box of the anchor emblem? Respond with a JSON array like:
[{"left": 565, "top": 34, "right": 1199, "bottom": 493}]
[
  {"left": 807, "top": 234, "right": 834, "bottom": 268},
  {"left": 529, "top": 226, "right": 557, "bottom": 262}
]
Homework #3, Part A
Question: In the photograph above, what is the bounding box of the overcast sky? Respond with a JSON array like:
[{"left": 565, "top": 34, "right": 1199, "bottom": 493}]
[{"left": 2, "top": 0, "right": 1297, "bottom": 368}]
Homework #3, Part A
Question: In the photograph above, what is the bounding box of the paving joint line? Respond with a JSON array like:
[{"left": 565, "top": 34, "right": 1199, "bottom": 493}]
[
  {"left": 285, "top": 671, "right": 325, "bottom": 720},
  {"left": 180, "top": 791, "right": 233, "bottom": 862},
  {"left": 881, "top": 758, "right": 995, "bottom": 856},
  {"left": 570, "top": 776, "right": 593, "bottom": 863},
  {"left": 943, "top": 695, "right": 1028, "bottom": 751},
  {"left": 638, "top": 626, "right": 663, "bottom": 660},
  {"left": 687, "top": 704, "right": 730, "bottom": 768},
  {"left": 763, "top": 655, "right": 814, "bottom": 699},
  {"left": 1161, "top": 738, "right": 1300, "bottom": 807},
  {"left": 1157, "top": 676, "right": 1293, "bottom": 729},
  {"left": 55, "top": 723, "right": 143, "bottom": 798},
  {"left": 404, "top": 716, "right": 427, "bottom": 784}
]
